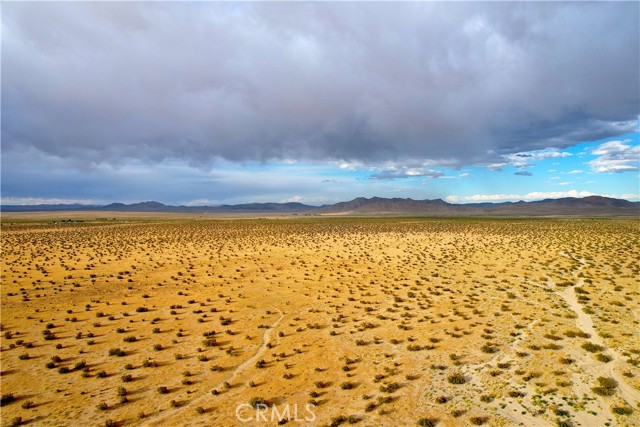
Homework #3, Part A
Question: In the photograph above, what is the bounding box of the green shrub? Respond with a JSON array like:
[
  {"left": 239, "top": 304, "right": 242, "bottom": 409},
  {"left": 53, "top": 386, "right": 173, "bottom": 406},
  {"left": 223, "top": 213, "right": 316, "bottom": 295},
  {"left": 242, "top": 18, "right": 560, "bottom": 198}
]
[
  {"left": 142, "top": 359, "right": 157, "bottom": 368},
  {"left": 365, "top": 402, "right": 377, "bottom": 412},
  {"left": 592, "top": 376, "right": 617, "bottom": 396},
  {"left": 249, "top": 396, "right": 267, "bottom": 408},
  {"left": 108, "top": 348, "right": 125, "bottom": 357},
  {"left": 611, "top": 406, "right": 633, "bottom": 415},
  {"left": 330, "top": 415, "right": 347, "bottom": 427},
  {"left": 203, "top": 338, "right": 217, "bottom": 347},
  {"left": 582, "top": 342, "right": 604, "bottom": 353},
  {"left": 481, "top": 344, "right": 499, "bottom": 354},
  {"left": 447, "top": 372, "right": 466, "bottom": 384},
  {"left": 379, "top": 382, "right": 401, "bottom": 393},
  {"left": 417, "top": 418, "right": 437, "bottom": 427}
]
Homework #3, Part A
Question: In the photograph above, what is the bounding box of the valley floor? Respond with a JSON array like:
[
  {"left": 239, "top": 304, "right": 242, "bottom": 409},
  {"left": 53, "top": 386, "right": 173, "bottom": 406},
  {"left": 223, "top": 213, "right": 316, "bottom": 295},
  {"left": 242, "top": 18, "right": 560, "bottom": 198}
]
[{"left": 1, "top": 217, "right": 638, "bottom": 427}]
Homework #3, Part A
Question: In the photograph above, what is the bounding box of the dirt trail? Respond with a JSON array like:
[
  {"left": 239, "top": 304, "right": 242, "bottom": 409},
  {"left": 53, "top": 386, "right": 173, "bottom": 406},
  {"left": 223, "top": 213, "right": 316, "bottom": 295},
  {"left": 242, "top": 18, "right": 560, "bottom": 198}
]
[
  {"left": 556, "top": 254, "right": 639, "bottom": 409},
  {"left": 557, "top": 283, "right": 639, "bottom": 407},
  {"left": 491, "top": 318, "right": 554, "bottom": 427},
  {"left": 141, "top": 307, "right": 285, "bottom": 427}
]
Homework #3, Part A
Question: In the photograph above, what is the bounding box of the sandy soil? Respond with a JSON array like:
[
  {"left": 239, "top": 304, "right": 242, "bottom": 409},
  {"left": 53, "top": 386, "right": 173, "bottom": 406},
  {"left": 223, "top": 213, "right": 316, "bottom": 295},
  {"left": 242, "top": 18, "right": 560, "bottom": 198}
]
[{"left": 1, "top": 217, "right": 638, "bottom": 427}]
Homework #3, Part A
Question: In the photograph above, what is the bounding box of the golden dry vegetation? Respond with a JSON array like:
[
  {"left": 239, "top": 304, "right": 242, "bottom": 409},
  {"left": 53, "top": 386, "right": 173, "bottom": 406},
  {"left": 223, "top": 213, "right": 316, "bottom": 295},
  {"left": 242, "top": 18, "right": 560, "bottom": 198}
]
[{"left": 1, "top": 217, "right": 639, "bottom": 427}]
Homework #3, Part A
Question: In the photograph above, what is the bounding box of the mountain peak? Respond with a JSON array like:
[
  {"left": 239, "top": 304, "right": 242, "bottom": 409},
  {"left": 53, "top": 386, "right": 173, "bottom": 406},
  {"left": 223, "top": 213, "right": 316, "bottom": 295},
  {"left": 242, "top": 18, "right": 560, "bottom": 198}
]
[{"left": 131, "top": 201, "right": 166, "bottom": 208}]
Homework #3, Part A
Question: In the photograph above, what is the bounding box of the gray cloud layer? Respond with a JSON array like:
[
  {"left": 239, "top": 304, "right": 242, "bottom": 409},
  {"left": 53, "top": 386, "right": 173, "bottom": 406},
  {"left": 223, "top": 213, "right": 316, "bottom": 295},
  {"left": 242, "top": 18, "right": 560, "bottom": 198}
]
[{"left": 2, "top": 2, "right": 638, "bottom": 168}]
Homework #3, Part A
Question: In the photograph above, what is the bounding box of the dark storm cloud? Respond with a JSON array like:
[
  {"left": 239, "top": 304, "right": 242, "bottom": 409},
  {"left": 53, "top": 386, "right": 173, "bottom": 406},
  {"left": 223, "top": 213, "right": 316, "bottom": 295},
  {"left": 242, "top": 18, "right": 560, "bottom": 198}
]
[
  {"left": 2, "top": 2, "right": 638, "bottom": 168},
  {"left": 0, "top": 148, "right": 329, "bottom": 204}
]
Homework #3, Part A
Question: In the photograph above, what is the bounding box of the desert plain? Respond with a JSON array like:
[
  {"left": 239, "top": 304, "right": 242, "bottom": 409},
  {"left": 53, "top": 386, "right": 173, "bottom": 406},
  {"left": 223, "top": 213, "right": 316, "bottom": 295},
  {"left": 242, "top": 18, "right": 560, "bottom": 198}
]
[{"left": 1, "top": 216, "right": 638, "bottom": 427}]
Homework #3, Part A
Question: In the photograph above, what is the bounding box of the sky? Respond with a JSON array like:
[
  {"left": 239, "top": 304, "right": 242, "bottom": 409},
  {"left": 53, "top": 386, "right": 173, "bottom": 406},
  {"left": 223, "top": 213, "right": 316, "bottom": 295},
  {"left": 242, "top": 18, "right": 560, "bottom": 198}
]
[{"left": 2, "top": 2, "right": 639, "bottom": 206}]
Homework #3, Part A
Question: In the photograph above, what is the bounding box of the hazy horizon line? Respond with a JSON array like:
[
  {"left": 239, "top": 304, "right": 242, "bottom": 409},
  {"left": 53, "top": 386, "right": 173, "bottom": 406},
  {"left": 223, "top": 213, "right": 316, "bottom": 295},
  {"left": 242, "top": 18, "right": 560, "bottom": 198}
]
[{"left": 2, "top": 193, "right": 639, "bottom": 208}]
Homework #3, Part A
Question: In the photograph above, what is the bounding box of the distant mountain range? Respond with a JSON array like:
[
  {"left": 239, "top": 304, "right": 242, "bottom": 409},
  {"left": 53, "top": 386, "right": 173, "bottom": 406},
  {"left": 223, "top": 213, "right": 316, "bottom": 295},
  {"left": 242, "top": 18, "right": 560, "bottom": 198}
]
[{"left": 2, "top": 195, "right": 638, "bottom": 216}]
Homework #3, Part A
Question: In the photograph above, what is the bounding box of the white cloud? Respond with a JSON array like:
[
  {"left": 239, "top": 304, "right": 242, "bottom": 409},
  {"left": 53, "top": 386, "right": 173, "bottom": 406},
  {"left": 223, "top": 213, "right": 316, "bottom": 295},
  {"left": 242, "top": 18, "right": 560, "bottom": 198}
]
[
  {"left": 487, "top": 148, "right": 572, "bottom": 171},
  {"left": 369, "top": 168, "right": 444, "bottom": 180},
  {"left": 618, "top": 193, "right": 640, "bottom": 200},
  {"left": 439, "top": 171, "right": 472, "bottom": 179},
  {"left": 446, "top": 191, "right": 639, "bottom": 203},
  {"left": 487, "top": 163, "right": 507, "bottom": 171},
  {"left": 503, "top": 148, "right": 572, "bottom": 169},
  {"left": 282, "top": 196, "right": 303, "bottom": 203},
  {"left": 589, "top": 140, "right": 640, "bottom": 173},
  {"left": 338, "top": 162, "right": 362, "bottom": 170},
  {"left": 565, "top": 169, "right": 583, "bottom": 174},
  {"left": 446, "top": 190, "right": 596, "bottom": 203}
]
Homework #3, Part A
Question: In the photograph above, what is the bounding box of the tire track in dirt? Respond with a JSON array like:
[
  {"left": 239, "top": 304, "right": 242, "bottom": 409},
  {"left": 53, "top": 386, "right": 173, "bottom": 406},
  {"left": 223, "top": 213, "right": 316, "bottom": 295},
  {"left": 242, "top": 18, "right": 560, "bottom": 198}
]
[
  {"left": 141, "top": 306, "right": 285, "bottom": 426},
  {"left": 491, "top": 317, "right": 553, "bottom": 427},
  {"left": 557, "top": 282, "right": 639, "bottom": 407}
]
